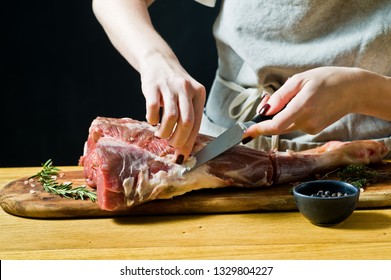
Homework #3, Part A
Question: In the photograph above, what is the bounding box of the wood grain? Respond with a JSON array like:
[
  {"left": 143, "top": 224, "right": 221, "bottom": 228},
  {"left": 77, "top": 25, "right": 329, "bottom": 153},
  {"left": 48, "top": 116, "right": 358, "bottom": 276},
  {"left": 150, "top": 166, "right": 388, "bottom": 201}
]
[
  {"left": 1, "top": 163, "right": 391, "bottom": 218},
  {"left": 1, "top": 167, "right": 391, "bottom": 260},
  {"left": 1, "top": 208, "right": 391, "bottom": 259}
]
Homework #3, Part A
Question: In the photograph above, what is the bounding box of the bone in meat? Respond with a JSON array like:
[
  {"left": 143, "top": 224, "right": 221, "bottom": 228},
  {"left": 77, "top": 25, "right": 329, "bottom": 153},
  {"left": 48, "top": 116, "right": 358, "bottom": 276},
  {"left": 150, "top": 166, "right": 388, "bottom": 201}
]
[{"left": 79, "top": 117, "right": 388, "bottom": 211}]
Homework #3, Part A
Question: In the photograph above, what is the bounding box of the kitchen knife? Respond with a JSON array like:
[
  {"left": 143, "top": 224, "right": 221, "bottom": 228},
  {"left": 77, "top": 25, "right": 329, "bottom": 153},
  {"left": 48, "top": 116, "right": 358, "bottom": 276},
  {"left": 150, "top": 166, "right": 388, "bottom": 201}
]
[{"left": 182, "top": 111, "right": 273, "bottom": 175}]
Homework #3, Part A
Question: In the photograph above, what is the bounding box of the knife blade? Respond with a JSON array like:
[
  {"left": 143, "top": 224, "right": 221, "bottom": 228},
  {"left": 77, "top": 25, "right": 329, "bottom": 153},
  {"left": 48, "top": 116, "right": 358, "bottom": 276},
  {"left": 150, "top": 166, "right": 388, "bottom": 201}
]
[{"left": 182, "top": 112, "right": 273, "bottom": 175}]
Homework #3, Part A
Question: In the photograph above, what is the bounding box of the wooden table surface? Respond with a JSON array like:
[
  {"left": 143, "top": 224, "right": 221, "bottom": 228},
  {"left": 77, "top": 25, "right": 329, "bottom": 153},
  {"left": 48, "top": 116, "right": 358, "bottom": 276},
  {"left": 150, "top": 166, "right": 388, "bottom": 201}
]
[{"left": 1, "top": 166, "right": 391, "bottom": 260}]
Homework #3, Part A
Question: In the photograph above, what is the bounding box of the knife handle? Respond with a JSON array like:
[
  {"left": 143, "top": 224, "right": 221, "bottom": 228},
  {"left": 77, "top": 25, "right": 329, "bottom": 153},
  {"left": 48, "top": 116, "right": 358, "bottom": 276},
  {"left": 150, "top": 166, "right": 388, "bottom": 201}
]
[
  {"left": 242, "top": 104, "right": 273, "bottom": 144},
  {"left": 250, "top": 113, "right": 274, "bottom": 124},
  {"left": 241, "top": 114, "right": 273, "bottom": 144},
  {"left": 251, "top": 103, "right": 272, "bottom": 123}
]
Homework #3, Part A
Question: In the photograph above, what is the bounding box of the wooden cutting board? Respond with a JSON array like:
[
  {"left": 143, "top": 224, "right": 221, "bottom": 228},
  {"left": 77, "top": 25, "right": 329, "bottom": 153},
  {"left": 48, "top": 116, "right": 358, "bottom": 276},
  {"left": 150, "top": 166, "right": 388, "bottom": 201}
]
[{"left": 1, "top": 164, "right": 391, "bottom": 219}]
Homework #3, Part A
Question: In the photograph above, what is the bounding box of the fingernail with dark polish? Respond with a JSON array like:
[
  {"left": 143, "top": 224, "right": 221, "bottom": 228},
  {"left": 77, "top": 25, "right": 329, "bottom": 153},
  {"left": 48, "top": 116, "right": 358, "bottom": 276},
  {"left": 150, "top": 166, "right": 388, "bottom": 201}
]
[
  {"left": 175, "top": 154, "right": 184, "bottom": 165},
  {"left": 242, "top": 136, "right": 253, "bottom": 145},
  {"left": 258, "top": 103, "right": 271, "bottom": 115}
]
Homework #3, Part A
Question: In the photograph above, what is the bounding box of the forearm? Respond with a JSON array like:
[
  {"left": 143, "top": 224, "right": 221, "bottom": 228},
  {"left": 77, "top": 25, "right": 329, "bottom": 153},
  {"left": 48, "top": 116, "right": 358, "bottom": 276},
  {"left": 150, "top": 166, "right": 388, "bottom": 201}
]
[
  {"left": 93, "top": 0, "right": 206, "bottom": 160},
  {"left": 353, "top": 69, "right": 391, "bottom": 122},
  {"left": 92, "top": 0, "right": 179, "bottom": 73}
]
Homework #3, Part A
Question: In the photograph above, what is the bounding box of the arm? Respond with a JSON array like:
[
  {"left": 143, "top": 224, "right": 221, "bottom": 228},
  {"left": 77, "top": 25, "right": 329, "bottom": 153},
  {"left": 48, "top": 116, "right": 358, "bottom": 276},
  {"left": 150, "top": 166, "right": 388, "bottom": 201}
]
[
  {"left": 92, "top": 0, "right": 206, "bottom": 162},
  {"left": 244, "top": 66, "right": 391, "bottom": 138}
]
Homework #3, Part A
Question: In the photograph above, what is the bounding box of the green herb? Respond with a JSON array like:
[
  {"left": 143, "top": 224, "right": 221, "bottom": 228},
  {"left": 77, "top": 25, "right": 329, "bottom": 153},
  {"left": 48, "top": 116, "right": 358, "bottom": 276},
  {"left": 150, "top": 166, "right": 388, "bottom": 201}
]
[
  {"left": 29, "top": 159, "right": 97, "bottom": 202},
  {"left": 336, "top": 164, "right": 391, "bottom": 188}
]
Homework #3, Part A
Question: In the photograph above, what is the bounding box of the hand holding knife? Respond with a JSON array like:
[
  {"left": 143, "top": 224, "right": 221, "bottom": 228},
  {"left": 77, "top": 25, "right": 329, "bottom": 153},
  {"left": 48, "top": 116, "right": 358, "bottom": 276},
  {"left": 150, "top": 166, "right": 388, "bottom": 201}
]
[{"left": 182, "top": 104, "right": 272, "bottom": 174}]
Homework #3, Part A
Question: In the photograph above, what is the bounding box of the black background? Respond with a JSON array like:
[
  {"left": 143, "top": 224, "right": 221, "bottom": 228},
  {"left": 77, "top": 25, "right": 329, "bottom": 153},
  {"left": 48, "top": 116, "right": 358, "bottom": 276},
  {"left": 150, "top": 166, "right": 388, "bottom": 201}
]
[{"left": 2, "top": 0, "right": 220, "bottom": 167}]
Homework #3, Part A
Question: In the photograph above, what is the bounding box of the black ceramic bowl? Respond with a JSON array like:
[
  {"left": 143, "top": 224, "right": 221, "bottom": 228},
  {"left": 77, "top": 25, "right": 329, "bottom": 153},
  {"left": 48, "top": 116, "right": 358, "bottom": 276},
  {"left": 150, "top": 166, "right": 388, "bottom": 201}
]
[{"left": 293, "top": 180, "right": 360, "bottom": 226}]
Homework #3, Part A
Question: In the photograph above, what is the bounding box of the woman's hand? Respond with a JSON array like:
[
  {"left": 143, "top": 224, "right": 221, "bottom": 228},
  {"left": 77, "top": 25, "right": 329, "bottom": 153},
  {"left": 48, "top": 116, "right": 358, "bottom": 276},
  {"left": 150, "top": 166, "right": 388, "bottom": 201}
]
[
  {"left": 140, "top": 53, "right": 206, "bottom": 163},
  {"left": 93, "top": 0, "right": 206, "bottom": 163},
  {"left": 243, "top": 66, "right": 391, "bottom": 139}
]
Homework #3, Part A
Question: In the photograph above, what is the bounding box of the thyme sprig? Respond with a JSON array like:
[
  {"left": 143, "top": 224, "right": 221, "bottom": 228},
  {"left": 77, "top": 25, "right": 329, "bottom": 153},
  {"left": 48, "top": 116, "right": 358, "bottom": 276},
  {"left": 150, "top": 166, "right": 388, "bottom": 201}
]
[
  {"left": 29, "top": 159, "right": 97, "bottom": 202},
  {"left": 322, "top": 164, "right": 391, "bottom": 189},
  {"left": 338, "top": 164, "right": 391, "bottom": 188}
]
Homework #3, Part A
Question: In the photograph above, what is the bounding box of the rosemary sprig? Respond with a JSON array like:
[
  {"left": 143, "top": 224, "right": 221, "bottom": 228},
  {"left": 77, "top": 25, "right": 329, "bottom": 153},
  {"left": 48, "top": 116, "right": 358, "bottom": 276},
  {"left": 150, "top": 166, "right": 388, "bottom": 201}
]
[{"left": 29, "top": 159, "right": 97, "bottom": 202}]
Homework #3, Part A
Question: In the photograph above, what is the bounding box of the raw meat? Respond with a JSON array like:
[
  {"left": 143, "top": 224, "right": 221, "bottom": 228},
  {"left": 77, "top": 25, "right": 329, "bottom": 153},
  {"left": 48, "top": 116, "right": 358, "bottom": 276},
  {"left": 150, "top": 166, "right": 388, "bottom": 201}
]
[{"left": 79, "top": 117, "right": 388, "bottom": 211}]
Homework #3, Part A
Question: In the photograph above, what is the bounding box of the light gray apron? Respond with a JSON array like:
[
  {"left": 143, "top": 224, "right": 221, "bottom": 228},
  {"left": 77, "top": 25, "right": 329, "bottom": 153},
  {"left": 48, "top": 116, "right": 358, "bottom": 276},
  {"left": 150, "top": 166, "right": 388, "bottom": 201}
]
[{"left": 198, "top": 0, "right": 391, "bottom": 158}]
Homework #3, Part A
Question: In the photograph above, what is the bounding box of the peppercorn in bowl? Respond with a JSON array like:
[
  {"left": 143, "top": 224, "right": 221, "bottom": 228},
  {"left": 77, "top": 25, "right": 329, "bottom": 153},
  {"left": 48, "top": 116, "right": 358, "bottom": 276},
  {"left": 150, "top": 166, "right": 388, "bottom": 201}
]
[{"left": 293, "top": 180, "right": 360, "bottom": 227}]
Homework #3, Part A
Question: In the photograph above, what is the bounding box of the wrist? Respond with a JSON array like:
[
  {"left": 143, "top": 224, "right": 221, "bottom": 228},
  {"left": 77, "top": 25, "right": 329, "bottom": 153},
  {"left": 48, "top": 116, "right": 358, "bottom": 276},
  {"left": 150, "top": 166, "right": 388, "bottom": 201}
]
[
  {"left": 353, "top": 69, "right": 391, "bottom": 120},
  {"left": 138, "top": 47, "right": 179, "bottom": 73}
]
